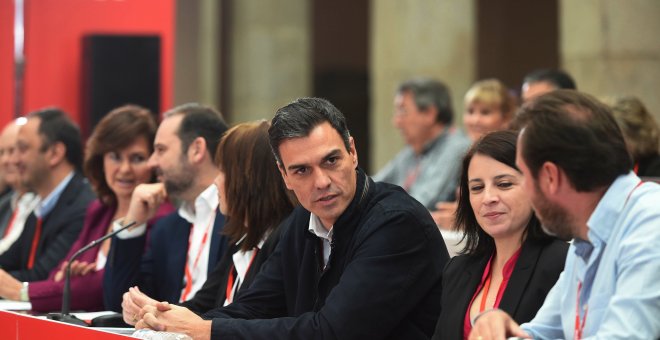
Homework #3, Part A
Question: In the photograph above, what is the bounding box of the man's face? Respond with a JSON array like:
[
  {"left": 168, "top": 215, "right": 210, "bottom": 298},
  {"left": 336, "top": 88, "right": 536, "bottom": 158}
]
[
  {"left": 521, "top": 81, "right": 556, "bottom": 102},
  {"left": 0, "top": 123, "right": 20, "bottom": 187},
  {"left": 278, "top": 122, "right": 358, "bottom": 229},
  {"left": 392, "top": 91, "right": 436, "bottom": 148},
  {"left": 148, "top": 115, "right": 195, "bottom": 200},
  {"left": 15, "top": 118, "right": 51, "bottom": 192},
  {"left": 515, "top": 135, "right": 575, "bottom": 241}
]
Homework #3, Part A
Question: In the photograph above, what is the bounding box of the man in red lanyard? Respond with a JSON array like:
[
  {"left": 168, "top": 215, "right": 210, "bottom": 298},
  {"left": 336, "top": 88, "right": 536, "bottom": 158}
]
[
  {"left": 0, "top": 120, "right": 40, "bottom": 256},
  {"left": 104, "top": 103, "right": 230, "bottom": 317},
  {"left": 0, "top": 109, "right": 95, "bottom": 297},
  {"left": 469, "top": 90, "right": 660, "bottom": 339}
]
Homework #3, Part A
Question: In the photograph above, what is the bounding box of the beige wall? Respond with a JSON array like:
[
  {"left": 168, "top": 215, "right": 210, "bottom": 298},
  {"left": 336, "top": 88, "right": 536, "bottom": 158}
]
[
  {"left": 370, "top": 0, "right": 476, "bottom": 173},
  {"left": 228, "top": 0, "right": 311, "bottom": 123},
  {"left": 561, "top": 0, "right": 660, "bottom": 124},
  {"left": 174, "top": 0, "right": 220, "bottom": 109}
]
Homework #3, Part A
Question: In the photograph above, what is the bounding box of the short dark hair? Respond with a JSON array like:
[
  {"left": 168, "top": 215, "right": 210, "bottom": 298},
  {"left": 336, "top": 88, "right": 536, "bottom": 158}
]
[
  {"left": 515, "top": 90, "right": 631, "bottom": 192},
  {"left": 84, "top": 105, "right": 157, "bottom": 205},
  {"left": 164, "top": 103, "right": 228, "bottom": 162},
  {"left": 28, "top": 108, "right": 83, "bottom": 171},
  {"left": 455, "top": 130, "right": 550, "bottom": 256},
  {"left": 523, "top": 69, "right": 577, "bottom": 90},
  {"left": 269, "top": 97, "right": 351, "bottom": 166},
  {"left": 397, "top": 77, "right": 453, "bottom": 125},
  {"left": 216, "top": 120, "right": 295, "bottom": 250}
]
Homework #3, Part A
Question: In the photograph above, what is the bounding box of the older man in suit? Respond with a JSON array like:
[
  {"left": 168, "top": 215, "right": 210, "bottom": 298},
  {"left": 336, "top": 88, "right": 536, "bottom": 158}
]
[{"left": 0, "top": 108, "right": 95, "bottom": 301}]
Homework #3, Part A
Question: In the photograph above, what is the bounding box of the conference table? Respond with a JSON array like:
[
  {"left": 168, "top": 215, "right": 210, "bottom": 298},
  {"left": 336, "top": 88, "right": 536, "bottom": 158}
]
[{"left": 0, "top": 309, "right": 135, "bottom": 339}]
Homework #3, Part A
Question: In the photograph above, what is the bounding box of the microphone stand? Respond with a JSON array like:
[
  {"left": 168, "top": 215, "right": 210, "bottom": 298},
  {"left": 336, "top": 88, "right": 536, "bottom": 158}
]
[{"left": 48, "top": 221, "right": 136, "bottom": 326}]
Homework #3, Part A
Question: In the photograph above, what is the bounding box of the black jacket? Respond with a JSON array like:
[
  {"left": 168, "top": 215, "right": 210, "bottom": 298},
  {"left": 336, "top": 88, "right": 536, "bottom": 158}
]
[
  {"left": 0, "top": 173, "right": 95, "bottom": 281},
  {"left": 432, "top": 238, "right": 568, "bottom": 340},
  {"left": 104, "top": 211, "right": 227, "bottom": 311},
  {"left": 181, "top": 222, "right": 286, "bottom": 314},
  {"left": 204, "top": 169, "right": 449, "bottom": 340}
]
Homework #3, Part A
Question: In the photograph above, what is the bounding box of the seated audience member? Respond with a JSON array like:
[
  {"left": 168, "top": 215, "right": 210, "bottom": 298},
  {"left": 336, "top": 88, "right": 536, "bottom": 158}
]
[
  {"left": 462, "top": 79, "right": 517, "bottom": 142},
  {"left": 433, "top": 79, "right": 517, "bottom": 254},
  {"left": 133, "top": 97, "right": 449, "bottom": 339},
  {"left": 374, "top": 77, "right": 471, "bottom": 209},
  {"left": 0, "top": 109, "right": 95, "bottom": 283},
  {"left": 0, "top": 120, "right": 39, "bottom": 255},
  {"left": 432, "top": 131, "right": 568, "bottom": 340},
  {"left": 104, "top": 103, "right": 229, "bottom": 312},
  {"left": 0, "top": 105, "right": 171, "bottom": 311},
  {"left": 608, "top": 95, "right": 660, "bottom": 177},
  {"left": 470, "top": 90, "right": 660, "bottom": 339},
  {"left": 0, "top": 127, "right": 11, "bottom": 232},
  {"left": 122, "top": 120, "right": 295, "bottom": 325},
  {"left": 521, "top": 68, "right": 576, "bottom": 102}
]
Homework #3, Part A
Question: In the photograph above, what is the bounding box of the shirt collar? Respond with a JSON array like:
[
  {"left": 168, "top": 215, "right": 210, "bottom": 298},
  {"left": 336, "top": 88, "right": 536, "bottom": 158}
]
[
  {"left": 34, "top": 171, "right": 74, "bottom": 218},
  {"left": 178, "top": 183, "right": 219, "bottom": 224},
  {"left": 308, "top": 213, "right": 333, "bottom": 241},
  {"left": 419, "top": 127, "right": 449, "bottom": 156},
  {"left": 586, "top": 171, "right": 640, "bottom": 247}
]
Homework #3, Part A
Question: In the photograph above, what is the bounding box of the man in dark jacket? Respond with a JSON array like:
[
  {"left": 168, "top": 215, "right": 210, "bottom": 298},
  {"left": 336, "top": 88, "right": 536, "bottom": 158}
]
[
  {"left": 136, "top": 97, "right": 449, "bottom": 340},
  {"left": 0, "top": 108, "right": 95, "bottom": 297}
]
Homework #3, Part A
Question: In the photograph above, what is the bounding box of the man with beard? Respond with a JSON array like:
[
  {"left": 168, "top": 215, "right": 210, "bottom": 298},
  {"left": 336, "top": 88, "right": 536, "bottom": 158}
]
[
  {"left": 469, "top": 90, "right": 660, "bottom": 340},
  {"left": 104, "top": 104, "right": 229, "bottom": 314}
]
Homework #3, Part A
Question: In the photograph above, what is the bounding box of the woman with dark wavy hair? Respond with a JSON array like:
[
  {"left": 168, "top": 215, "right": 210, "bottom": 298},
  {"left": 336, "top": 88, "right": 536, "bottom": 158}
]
[
  {"left": 433, "top": 130, "right": 568, "bottom": 340},
  {"left": 122, "top": 120, "right": 296, "bottom": 323}
]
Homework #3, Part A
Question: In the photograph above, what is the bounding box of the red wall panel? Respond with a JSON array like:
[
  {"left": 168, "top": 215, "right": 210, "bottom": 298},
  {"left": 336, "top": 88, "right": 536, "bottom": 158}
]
[
  {"left": 0, "top": 0, "right": 15, "bottom": 128},
  {"left": 22, "top": 0, "right": 174, "bottom": 125}
]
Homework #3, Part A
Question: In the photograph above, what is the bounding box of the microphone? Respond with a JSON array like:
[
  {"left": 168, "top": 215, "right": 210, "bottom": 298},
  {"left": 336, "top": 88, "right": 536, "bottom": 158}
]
[{"left": 48, "top": 221, "right": 137, "bottom": 326}]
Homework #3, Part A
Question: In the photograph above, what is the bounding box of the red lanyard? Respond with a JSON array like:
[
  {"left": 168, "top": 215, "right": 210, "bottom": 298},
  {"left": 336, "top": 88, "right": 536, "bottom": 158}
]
[
  {"left": 574, "top": 281, "right": 588, "bottom": 340},
  {"left": 478, "top": 274, "right": 493, "bottom": 312},
  {"left": 180, "top": 212, "right": 215, "bottom": 301},
  {"left": 573, "top": 180, "right": 643, "bottom": 339},
  {"left": 27, "top": 217, "right": 43, "bottom": 269},
  {"left": 3, "top": 207, "right": 19, "bottom": 237},
  {"left": 225, "top": 248, "right": 259, "bottom": 304},
  {"left": 402, "top": 161, "right": 422, "bottom": 192}
]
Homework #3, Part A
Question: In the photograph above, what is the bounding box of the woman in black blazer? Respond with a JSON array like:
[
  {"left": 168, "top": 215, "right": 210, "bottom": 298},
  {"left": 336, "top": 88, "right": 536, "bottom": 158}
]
[
  {"left": 432, "top": 131, "right": 568, "bottom": 340},
  {"left": 124, "top": 120, "right": 296, "bottom": 317}
]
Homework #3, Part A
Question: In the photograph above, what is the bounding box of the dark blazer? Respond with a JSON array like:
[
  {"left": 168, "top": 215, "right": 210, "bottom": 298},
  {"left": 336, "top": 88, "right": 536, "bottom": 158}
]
[
  {"left": 432, "top": 238, "right": 568, "bottom": 340},
  {"left": 0, "top": 173, "right": 95, "bottom": 281},
  {"left": 103, "top": 210, "right": 227, "bottom": 312},
  {"left": 204, "top": 169, "right": 448, "bottom": 340},
  {"left": 181, "top": 222, "right": 286, "bottom": 315}
]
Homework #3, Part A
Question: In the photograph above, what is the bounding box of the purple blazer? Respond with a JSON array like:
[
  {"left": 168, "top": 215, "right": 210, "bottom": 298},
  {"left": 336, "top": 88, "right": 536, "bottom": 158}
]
[{"left": 29, "top": 199, "right": 173, "bottom": 312}]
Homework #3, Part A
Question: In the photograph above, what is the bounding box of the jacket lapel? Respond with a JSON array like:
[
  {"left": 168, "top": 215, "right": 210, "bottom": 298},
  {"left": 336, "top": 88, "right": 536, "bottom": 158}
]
[{"left": 498, "top": 239, "right": 541, "bottom": 317}]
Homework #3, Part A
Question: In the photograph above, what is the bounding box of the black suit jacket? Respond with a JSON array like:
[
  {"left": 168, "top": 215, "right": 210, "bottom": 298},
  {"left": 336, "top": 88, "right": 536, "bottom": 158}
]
[
  {"left": 0, "top": 173, "right": 95, "bottom": 281},
  {"left": 104, "top": 210, "right": 227, "bottom": 312},
  {"left": 432, "top": 238, "right": 568, "bottom": 340},
  {"left": 181, "top": 221, "right": 286, "bottom": 315}
]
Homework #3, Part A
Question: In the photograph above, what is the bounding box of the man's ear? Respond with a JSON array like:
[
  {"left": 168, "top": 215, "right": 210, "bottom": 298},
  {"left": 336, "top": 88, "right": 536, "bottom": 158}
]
[
  {"left": 348, "top": 137, "right": 358, "bottom": 168},
  {"left": 422, "top": 105, "right": 439, "bottom": 124},
  {"left": 277, "top": 162, "right": 293, "bottom": 190},
  {"left": 539, "top": 161, "right": 561, "bottom": 195},
  {"left": 188, "top": 137, "right": 207, "bottom": 164},
  {"left": 46, "top": 142, "right": 66, "bottom": 167}
]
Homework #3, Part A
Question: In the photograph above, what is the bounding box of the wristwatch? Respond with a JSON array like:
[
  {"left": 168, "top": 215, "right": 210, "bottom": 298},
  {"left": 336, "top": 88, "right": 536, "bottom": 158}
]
[{"left": 20, "top": 282, "right": 29, "bottom": 302}]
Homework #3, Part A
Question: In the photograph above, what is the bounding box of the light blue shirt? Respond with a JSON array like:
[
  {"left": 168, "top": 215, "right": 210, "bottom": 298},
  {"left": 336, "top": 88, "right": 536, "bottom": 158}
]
[
  {"left": 34, "top": 171, "right": 74, "bottom": 218},
  {"left": 522, "top": 172, "right": 660, "bottom": 339},
  {"left": 373, "top": 128, "right": 471, "bottom": 209}
]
